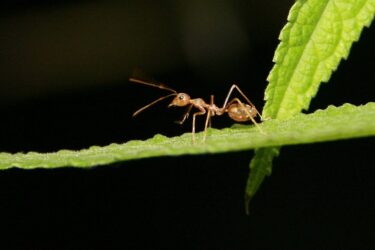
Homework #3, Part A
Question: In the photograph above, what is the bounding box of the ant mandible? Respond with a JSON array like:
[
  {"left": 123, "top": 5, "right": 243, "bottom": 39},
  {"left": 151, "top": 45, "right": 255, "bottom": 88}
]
[{"left": 130, "top": 77, "right": 263, "bottom": 143}]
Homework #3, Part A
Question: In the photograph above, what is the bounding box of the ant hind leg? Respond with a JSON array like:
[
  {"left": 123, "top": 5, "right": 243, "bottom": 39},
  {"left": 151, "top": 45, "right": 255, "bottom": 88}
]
[
  {"left": 230, "top": 98, "right": 265, "bottom": 134},
  {"left": 222, "top": 84, "right": 263, "bottom": 121}
]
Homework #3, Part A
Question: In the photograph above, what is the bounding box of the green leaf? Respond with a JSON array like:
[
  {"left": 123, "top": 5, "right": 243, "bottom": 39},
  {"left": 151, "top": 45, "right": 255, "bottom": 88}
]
[
  {"left": 246, "top": 0, "right": 375, "bottom": 208},
  {"left": 264, "top": 0, "right": 375, "bottom": 119},
  {"left": 1, "top": 102, "right": 374, "bottom": 170},
  {"left": 245, "top": 147, "right": 280, "bottom": 214}
]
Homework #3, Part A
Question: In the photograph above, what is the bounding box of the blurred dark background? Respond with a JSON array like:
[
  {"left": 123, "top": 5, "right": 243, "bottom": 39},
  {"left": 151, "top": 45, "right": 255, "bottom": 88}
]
[{"left": 0, "top": 0, "right": 374, "bottom": 249}]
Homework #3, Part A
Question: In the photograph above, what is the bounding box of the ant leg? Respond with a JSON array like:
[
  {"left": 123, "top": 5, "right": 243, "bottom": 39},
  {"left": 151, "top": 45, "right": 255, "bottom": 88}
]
[
  {"left": 230, "top": 98, "right": 265, "bottom": 134},
  {"left": 203, "top": 109, "right": 212, "bottom": 142},
  {"left": 175, "top": 104, "right": 193, "bottom": 125},
  {"left": 221, "top": 84, "right": 263, "bottom": 121},
  {"left": 208, "top": 95, "right": 214, "bottom": 128},
  {"left": 192, "top": 108, "right": 206, "bottom": 143}
]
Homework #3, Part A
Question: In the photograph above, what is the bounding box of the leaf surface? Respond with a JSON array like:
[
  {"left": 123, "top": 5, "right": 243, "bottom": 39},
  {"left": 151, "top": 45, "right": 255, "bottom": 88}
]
[{"left": 0, "top": 103, "right": 374, "bottom": 170}]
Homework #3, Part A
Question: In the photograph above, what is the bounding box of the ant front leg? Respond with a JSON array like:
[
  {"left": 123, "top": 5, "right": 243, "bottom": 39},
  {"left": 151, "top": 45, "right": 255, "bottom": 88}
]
[
  {"left": 192, "top": 108, "right": 206, "bottom": 143},
  {"left": 175, "top": 104, "right": 193, "bottom": 125}
]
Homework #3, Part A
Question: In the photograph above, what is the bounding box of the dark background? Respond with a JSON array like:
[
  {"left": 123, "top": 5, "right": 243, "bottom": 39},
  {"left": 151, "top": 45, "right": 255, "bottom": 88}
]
[{"left": 0, "top": 0, "right": 374, "bottom": 249}]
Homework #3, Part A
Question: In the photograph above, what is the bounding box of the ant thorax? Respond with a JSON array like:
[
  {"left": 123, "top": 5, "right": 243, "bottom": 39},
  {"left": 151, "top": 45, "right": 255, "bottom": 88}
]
[{"left": 190, "top": 98, "right": 205, "bottom": 106}]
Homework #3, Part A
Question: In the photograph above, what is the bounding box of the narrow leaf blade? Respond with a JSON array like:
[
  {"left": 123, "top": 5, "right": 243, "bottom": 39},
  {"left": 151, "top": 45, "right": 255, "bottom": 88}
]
[{"left": 0, "top": 102, "right": 374, "bottom": 170}]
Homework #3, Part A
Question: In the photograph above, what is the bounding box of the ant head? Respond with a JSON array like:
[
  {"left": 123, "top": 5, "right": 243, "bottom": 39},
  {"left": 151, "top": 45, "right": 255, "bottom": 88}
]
[{"left": 168, "top": 93, "right": 190, "bottom": 107}]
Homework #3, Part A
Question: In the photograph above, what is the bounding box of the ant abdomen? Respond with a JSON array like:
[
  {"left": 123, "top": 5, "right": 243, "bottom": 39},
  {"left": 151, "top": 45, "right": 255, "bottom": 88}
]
[{"left": 227, "top": 103, "right": 257, "bottom": 122}]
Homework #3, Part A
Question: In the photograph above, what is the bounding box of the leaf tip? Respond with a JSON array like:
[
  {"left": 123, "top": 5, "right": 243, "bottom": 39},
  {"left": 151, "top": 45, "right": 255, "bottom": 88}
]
[{"left": 244, "top": 192, "right": 254, "bottom": 215}]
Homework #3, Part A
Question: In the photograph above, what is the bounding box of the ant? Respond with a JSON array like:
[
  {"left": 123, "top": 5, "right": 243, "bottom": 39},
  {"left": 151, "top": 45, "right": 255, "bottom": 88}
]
[{"left": 130, "top": 77, "right": 263, "bottom": 143}]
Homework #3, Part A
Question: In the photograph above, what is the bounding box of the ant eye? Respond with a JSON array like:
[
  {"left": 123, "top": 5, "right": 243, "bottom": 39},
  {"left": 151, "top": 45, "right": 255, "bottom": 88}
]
[{"left": 172, "top": 93, "right": 190, "bottom": 106}]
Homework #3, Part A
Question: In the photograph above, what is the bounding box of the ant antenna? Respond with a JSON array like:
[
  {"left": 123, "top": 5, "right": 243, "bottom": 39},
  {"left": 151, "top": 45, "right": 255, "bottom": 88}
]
[
  {"left": 129, "top": 77, "right": 177, "bottom": 94},
  {"left": 132, "top": 93, "right": 177, "bottom": 117},
  {"left": 130, "top": 77, "right": 178, "bottom": 117}
]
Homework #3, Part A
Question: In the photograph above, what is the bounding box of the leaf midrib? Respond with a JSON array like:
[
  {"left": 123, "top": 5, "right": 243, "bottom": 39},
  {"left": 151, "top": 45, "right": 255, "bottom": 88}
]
[{"left": 275, "top": 0, "right": 330, "bottom": 118}]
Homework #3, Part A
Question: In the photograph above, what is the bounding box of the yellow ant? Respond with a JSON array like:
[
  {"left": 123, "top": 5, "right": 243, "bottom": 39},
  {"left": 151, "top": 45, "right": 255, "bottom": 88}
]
[{"left": 130, "top": 77, "right": 263, "bottom": 143}]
